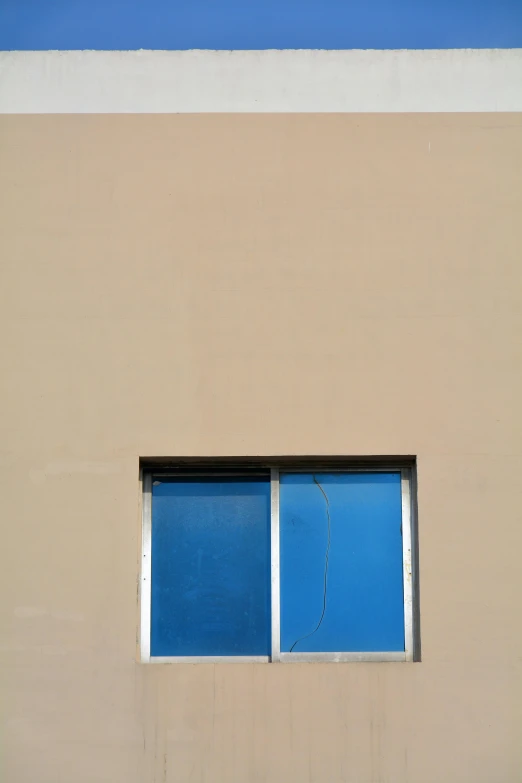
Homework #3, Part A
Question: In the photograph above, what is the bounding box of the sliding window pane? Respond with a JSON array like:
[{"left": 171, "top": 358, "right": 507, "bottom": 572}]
[
  {"left": 151, "top": 477, "right": 271, "bottom": 656},
  {"left": 280, "top": 472, "right": 405, "bottom": 653}
]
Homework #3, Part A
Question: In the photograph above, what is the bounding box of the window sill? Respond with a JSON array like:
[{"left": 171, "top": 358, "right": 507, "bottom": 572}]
[{"left": 142, "top": 652, "right": 411, "bottom": 663}]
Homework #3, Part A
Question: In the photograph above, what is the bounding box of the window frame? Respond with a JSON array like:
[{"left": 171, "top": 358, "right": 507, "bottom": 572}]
[{"left": 140, "top": 463, "right": 416, "bottom": 664}]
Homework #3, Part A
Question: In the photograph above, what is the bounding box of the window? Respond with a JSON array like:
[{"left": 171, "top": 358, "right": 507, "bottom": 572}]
[{"left": 140, "top": 462, "right": 417, "bottom": 663}]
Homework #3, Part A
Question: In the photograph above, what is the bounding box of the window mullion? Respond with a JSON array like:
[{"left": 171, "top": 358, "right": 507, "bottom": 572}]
[
  {"left": 270, "top": 468, "right": 281, "bottom": 662},
  {"left": 140, "top": 472, "right": 152, "bottom": 662},
  {"left": 401, "top": 469, "right": 414, "bottom": 661}
]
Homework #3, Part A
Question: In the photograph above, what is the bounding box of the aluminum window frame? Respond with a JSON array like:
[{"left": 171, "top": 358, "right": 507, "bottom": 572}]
[{"left": 140, "top": 463, "right": 416, "bottom": 664}]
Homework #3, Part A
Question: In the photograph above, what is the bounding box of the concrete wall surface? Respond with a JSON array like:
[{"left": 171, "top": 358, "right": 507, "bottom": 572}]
[{"left": 1, "top": 113, "right": 521, "bottom": 782}]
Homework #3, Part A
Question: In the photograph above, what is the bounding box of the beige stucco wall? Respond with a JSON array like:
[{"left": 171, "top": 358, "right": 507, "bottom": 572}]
[{"left": 1, "top": 114, "right": 521, "bottom": 782}]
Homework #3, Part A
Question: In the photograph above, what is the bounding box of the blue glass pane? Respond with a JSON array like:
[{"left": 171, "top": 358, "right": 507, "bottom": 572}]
[
  {"left": 280, "top": 473, "right": 405, "bottom": 653},
  {"left": 151, "top": 477, "right": 271, "bottom": 656}
]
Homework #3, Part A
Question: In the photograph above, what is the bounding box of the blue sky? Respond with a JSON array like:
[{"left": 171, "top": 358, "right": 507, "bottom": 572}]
[{"left": 1, "top": 0, "right": 521, "bottom": 50}]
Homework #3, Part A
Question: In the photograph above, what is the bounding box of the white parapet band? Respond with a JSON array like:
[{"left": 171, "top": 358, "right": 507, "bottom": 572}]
[{"left": 1, "top": 48, "right": 521, "bottom": 113}]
